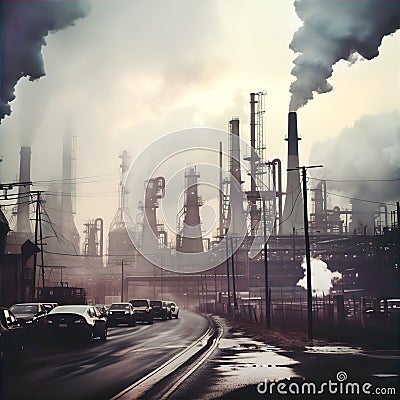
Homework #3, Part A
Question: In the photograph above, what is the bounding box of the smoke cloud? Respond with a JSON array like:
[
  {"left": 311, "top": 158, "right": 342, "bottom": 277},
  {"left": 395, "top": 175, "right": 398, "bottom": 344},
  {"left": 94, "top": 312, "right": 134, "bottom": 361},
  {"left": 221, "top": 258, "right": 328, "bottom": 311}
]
[
  {"left": 289, "top": 0, "right": 400, "bottom": 111},
  {"left": 309, "top": 111, "right": 400, "bottom": 203},
  {"left": 297, "top": 257, "right": 342, "bottom": 297},
  {"left": 0, "top": 0, "right": 91, "bottom": 122}
]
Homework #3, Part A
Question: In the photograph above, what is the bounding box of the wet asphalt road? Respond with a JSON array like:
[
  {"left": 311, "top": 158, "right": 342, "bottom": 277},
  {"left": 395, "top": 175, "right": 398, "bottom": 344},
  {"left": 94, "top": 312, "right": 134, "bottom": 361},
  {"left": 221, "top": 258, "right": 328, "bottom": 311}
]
[
  {"left": 170, "top": 317, "right": 400, "bottom": 400},
  {"left": 0, "top": 311, "right": 209, "bottom": 400}
]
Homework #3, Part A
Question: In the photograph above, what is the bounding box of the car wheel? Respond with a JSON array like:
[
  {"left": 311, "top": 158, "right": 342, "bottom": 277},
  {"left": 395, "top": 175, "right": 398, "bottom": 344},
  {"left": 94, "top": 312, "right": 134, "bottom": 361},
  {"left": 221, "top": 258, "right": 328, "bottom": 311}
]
[
  {"left": 128, "top": 317, "right": 135, "bottom": 327},
  {"left": 175, "top": 313, "right": 179, "bottom": 319},
  {"left": 148, "top": 317, "right": 154, "bottom": 324},
  {"left": 100, "top": 327, "right": 108, "bottom": 341},
  {"left": 162, "top": 314, "right": 167, "bottom": 321}
]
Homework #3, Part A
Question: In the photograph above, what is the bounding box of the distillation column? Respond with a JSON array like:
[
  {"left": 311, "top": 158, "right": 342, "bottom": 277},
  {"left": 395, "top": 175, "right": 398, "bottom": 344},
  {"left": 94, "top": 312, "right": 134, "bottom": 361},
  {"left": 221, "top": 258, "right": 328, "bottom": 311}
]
[{"left": 179, "top": 167, "right": 204, "bottom": 253}]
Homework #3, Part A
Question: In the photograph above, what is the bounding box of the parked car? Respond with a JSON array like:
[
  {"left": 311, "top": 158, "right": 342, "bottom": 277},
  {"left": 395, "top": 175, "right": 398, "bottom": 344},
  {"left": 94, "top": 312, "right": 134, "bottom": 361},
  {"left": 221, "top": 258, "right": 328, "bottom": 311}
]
[
  {"left": 43, "top": 305, "right": 107, "bottom": 343},
  {"left": 150, "top": 300, "right": 171, "bottom": 320},
  {"left": 94, "top": 304, "right": 108, "bottom": 317},
  {"left": 9, "top": 303, "right": 48, "bottom": 326},
  {"left": 167, "top": 301, "right": 179, "bottom": 319},
  {"left": 129, "top": 299, "right": 154, "bottom": 324},
  {"left": 42, "top": 303, "right": 59, "bottom": 313},
  {"left": 0, "top": 307, "right": 24, "bottom": 361},
  {"left": 107, "top": 303, "right": 136, "bottom": 327}
]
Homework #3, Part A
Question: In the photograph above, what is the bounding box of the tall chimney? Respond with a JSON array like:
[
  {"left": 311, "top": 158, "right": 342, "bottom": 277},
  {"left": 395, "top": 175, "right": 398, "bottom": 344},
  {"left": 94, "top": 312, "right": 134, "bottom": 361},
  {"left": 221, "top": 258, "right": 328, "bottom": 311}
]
[
  {"left": 16, "top": 146, "right": 32, "bottom": 233},
  {"left": 179, "top": 166, "right": 204, "bottom": 253},
  {"left": 228, "top": 118, "right": 244, "bottom": 235},
  {"left": 282, "top": 112, "right": 303, "bottom": 234},
  {"left": 60, "top": 134, "right": 80, "bottom": 253}
]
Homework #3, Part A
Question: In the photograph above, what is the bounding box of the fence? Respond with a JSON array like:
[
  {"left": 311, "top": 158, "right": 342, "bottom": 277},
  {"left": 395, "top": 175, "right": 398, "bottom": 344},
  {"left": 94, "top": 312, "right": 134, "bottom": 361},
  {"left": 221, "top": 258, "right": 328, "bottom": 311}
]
[{"left": 200, "top": 290, "right": 400, "bottom": 344}]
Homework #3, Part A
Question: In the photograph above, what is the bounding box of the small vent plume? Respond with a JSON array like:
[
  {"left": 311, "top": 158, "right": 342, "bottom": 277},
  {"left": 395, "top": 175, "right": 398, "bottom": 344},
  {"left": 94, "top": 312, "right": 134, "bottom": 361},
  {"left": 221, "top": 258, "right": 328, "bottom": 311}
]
[
  {"left": 0, "top": 0, "right": 91, "bottom": 122},
  {"left": 289, "top": 0, "right": 400, "bottom": 111},
  {"left": 297, "top": 257, "right": 342, "bottom": 297}
]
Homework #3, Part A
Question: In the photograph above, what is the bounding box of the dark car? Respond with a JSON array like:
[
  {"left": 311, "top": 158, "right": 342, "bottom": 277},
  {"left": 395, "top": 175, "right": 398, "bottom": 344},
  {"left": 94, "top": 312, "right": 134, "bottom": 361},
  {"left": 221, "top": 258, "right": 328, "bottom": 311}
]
[
  {"left": 9, "top": 303, "right": 48, "bottom": 326},
  {"left": 0, "top": 307, "right": 24, "bottom": 361},
  {"left": 107, "top": 303, "right": 136, "bottom": 327},
  {"left": 129, "top": 299, "right": 153, "bottom": 324},
  {"left": 43, "top": 305, "right": 107, "bottom": 344},
  {"left": 150, "top": 300, "right": 171, "bottom": 320}
]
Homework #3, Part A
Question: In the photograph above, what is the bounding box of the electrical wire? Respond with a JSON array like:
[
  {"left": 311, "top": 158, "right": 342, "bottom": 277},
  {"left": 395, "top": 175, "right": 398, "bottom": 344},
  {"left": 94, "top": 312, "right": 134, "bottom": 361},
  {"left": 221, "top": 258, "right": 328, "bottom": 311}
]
[
  {"left": 309, "top": 177, "right": 400, "bottom": 183},
  {"left": 33, "top": 173, "right": 118, "bottom": 184},
  {"left": 323, "top": 190, "right": 398, "bottom": 207},
  {"left": 44, "top": 191, "right": 118, "bottom": 198}
]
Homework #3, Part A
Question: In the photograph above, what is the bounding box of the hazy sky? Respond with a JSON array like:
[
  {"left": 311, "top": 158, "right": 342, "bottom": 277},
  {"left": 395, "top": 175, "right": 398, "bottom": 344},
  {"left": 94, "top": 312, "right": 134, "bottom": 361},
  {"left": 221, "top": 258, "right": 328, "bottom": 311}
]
[{"left": 0, "top": 0, "right": 399, "bottom": 243}]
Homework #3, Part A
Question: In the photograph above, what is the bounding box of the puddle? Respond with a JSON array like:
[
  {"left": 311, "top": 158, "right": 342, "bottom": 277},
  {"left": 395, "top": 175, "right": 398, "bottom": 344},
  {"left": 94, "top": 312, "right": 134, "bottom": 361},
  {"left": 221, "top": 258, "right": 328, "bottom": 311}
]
[
  {"left": 198, "top": 333, "right": 300, "bottom": 399},
  {"left": 305, "top": 345, "right": 362, "bottom": 355}
]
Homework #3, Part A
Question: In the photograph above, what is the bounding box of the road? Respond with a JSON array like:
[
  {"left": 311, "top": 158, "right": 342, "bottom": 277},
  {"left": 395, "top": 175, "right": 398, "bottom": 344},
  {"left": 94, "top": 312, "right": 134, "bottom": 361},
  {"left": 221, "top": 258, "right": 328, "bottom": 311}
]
[{"left": 0, "top": 311, "right": 209, "bottom": 400}]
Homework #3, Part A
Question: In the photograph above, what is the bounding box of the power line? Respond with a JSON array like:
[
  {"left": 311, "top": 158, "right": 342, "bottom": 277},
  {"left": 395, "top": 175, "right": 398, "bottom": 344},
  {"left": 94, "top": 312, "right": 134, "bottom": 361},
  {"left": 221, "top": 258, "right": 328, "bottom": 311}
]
[
  {"left": 44, "top": 191, "right": 118, "bottom": 198},
  {"left": 309, "top": 177, "right": 400, "bottom": 183},
  {"left": 33, "top": 173, "right": 118, "bottom": 184},
  {"left": 324, "top": 190, "right": 397, "bottom": 206}
]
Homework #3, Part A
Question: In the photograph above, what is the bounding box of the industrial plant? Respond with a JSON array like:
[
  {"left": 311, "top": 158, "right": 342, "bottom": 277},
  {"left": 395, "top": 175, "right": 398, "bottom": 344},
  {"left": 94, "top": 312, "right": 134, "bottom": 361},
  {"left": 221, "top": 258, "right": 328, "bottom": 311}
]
[{"left": 1, "top": 93, "right": 399, "bottom": 329}]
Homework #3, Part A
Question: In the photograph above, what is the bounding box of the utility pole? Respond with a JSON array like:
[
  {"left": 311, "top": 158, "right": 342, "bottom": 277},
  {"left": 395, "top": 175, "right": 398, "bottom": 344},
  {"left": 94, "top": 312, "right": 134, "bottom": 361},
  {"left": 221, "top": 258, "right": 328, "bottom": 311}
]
[
  {"left": 225, "top": 237, "right": 231, "bottom": 315},
  {"left": 289, "top": 165, "right": 322, "bottom": 340},
  {"left": 33, "top": 192, "right": 40, "bottom": 300},
  {"left": 38, "top": 193, "right": 45, "bottom": 288},
  {"left": 121, "top": 260, "right": 124, "bottom": 302},
  {"left": 262, "top": 198, "right": 271, "bottom": 328},
  {"left": 230, "top": 235, "right": 238, "bottom": 313}
]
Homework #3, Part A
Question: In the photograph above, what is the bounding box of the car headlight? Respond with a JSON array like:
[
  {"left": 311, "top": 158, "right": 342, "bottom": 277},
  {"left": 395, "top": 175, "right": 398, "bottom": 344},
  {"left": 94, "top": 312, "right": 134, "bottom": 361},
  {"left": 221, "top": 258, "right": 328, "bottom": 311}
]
[
  {"left": 108, "top": 311, "right": 112, "bottom": 315},
  {"left": 26, "top": 320, "right": 33, "bottom": 324},
  {"left": 124, "top": 311, "right": 129, "bottom": 314}
]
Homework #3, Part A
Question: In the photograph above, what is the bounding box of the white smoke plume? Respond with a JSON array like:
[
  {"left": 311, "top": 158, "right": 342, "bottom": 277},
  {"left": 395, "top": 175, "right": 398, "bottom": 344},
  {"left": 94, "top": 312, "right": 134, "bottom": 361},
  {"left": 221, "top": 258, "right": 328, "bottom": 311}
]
[
  {"left": 0, "top": 0, "right": 91, "bottom": 122},
  {"left": 309, "top": 111, "right": 400, "bottom": 203},
  {"left": 297, "top": 257, "right": 342, "bottom": 297},
  {"left": 289, "top": 0, "right": 400, "bottom": 111}
]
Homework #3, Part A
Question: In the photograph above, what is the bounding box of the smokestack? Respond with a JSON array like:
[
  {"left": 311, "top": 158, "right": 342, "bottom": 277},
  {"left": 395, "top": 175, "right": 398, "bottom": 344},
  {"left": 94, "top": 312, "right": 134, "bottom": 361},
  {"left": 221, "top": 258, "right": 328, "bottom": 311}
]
[
  {"left": 60, "top": 134, "right": 80, "bottom": 253},
  {"left": 228, "top": 118, "right": 244, "bottom": 235},
  {"left": 16, "top": 146, "right": 32, "bottom": 233},
  {"left": 282, "top": 112, "right": 303, "bottom": 234},
  {"left": 179, "top": 167, "right": 204, "bottom": 253}
]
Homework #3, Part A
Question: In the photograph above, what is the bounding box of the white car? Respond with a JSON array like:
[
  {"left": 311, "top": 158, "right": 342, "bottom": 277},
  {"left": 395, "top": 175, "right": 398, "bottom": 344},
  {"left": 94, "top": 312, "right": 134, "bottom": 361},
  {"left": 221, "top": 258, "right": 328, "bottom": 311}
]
[{"left": 167, "top": 301, "right": 179, "bottom": 319}]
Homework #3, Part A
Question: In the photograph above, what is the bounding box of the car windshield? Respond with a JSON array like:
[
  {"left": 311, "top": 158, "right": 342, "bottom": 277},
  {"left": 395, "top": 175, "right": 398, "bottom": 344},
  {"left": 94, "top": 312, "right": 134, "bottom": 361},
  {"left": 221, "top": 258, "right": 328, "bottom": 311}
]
[
  {"left": 151, "top": 301, "right": 162, "bottom": 307},
  {"left": 110, "top": 304, "right": 130, "bottom": 310},
  {"left": 49, "top": 306, "right": 88, "bottom": 314},
  {"left": 10, "top": 304, "right": 38, "bottom": 314},
  {"left": 131, "top": 300, "right": 148, "bottom": 307}
]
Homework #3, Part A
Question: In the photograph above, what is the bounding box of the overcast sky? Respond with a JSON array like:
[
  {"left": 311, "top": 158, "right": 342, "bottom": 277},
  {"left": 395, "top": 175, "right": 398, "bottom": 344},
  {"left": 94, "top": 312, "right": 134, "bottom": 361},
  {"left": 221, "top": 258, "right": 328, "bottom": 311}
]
[{"left": 0, "top": 0, "right": 399, "bottom": 243}]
